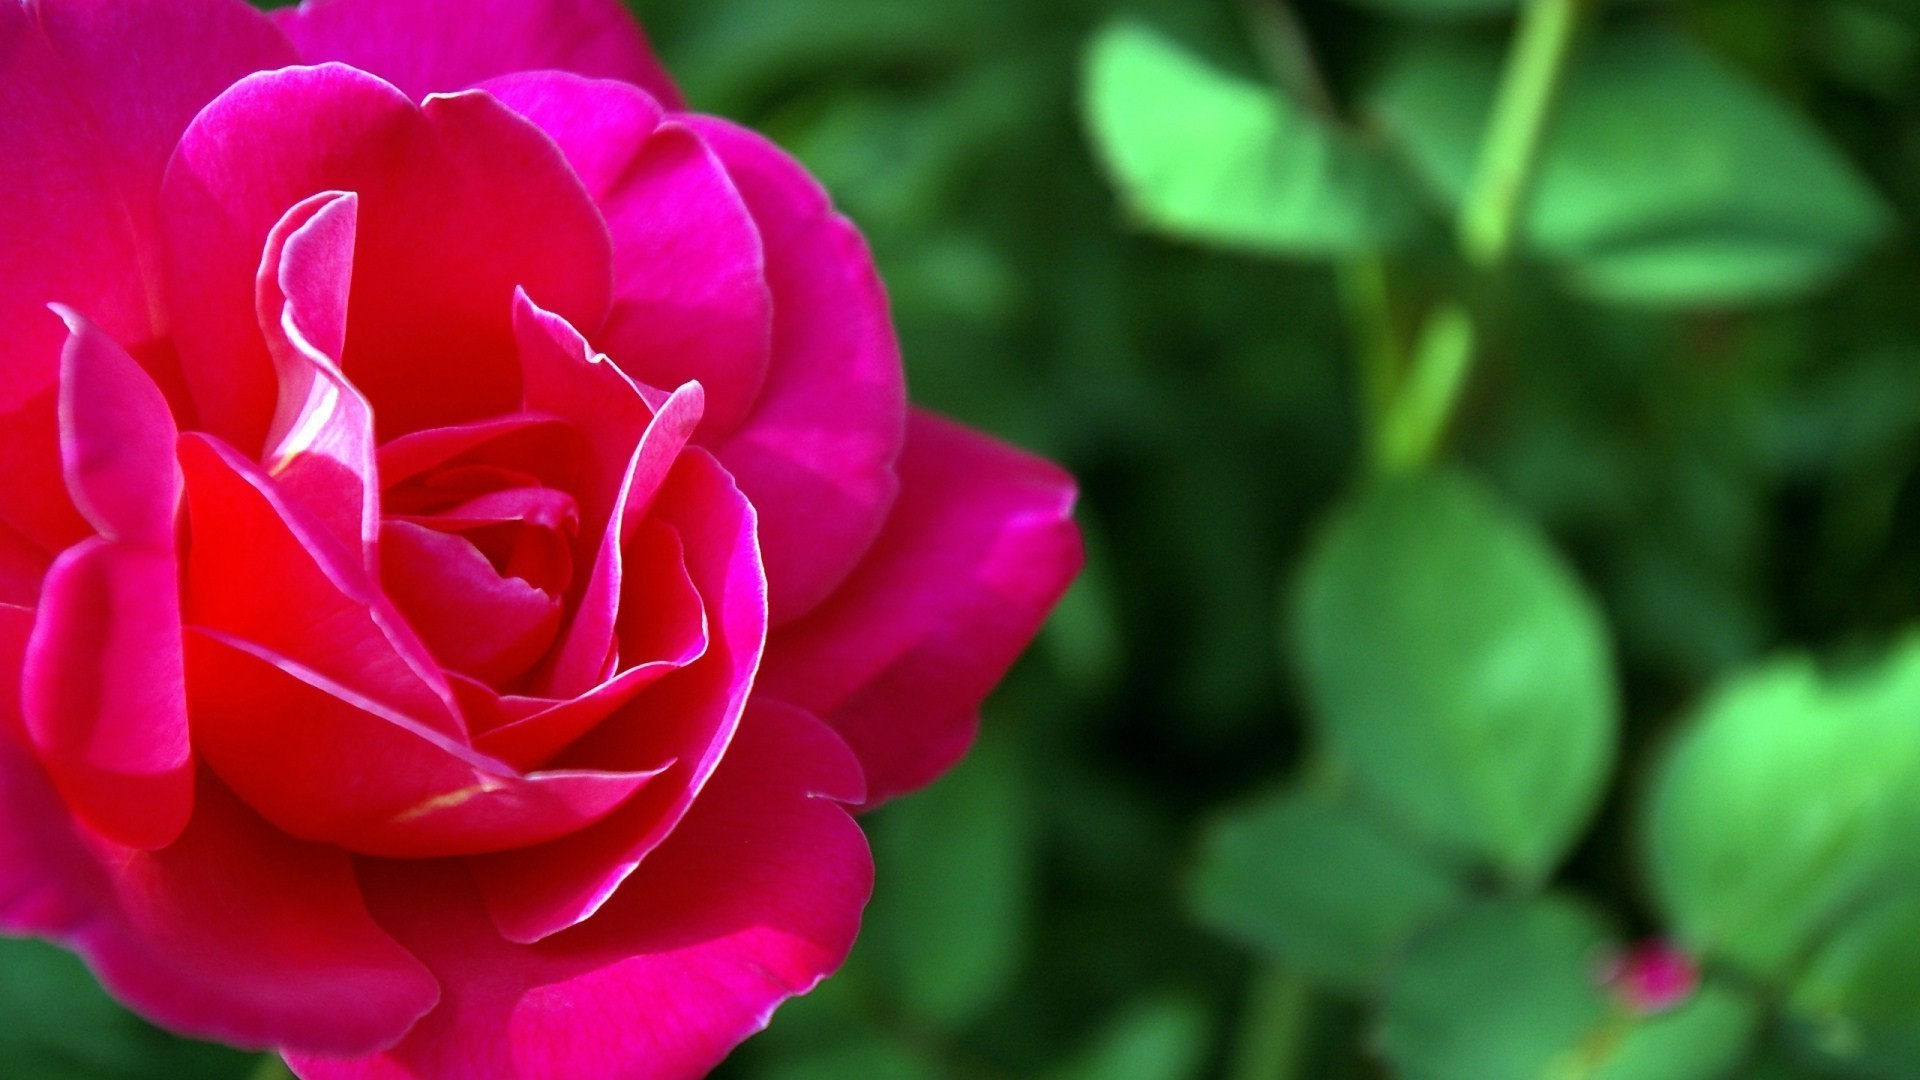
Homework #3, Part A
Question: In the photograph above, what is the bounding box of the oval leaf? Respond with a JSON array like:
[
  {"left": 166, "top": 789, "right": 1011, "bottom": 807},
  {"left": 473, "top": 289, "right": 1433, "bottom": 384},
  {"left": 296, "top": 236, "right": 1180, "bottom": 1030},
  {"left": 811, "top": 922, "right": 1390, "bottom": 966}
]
[{"left": 1294, "top": 472, "right": 1617, "bottom": 882}]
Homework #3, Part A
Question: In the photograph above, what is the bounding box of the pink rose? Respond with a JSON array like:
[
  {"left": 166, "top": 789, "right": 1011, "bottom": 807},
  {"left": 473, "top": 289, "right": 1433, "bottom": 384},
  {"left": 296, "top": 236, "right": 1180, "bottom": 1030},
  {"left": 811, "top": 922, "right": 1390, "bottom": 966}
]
[{"left": 0, "top": 0, "right": 1082, "bottom": 1075}]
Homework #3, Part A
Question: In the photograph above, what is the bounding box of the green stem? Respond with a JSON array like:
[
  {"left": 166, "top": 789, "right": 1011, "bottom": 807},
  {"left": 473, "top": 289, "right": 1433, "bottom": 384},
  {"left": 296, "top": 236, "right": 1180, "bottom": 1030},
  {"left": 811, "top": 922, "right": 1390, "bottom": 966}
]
[
  {"left": 1376, "top": 303, "right": 1476, "bottom": 473},
  {"left": 1338, "top": 256, "right": 1400, "bottom": 452},
  {"left": 1228, "top": 965, "right": 1314, "bottom": 1080},
  {"left": 1458, "top": 0, "right": 1585, "bottom": 268}
]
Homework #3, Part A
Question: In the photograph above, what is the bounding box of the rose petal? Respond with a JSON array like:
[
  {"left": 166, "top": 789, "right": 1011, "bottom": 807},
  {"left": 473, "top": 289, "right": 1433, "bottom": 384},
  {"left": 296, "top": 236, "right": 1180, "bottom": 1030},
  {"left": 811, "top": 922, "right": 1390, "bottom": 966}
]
[
  {"left": 21, "top": 315, "right": 192, "bottom": 850},
  {"left": 162, "top": 63, "right": 613, "bottom": 449},
  {"left": 379, "top": 415, "right": 575, "bottom": 494},
  {"left": 0, "top": 0, "right": 294, "bottom": 411},
  {"left": 486, "top": 73, "right": 772, "bottom": 440},
  {"left": 380, "top": 521, "right": 563, "bottom": 688},
  {"left": 693, "top": 118, "right": 908, "bottom": 625},
  {"left": 186, "top": 630, "right": 666, "bottom": 859},
  {"left": 178, "top": 434, "right": 463, "bottom": 737},
  {"left": 541, "top": 382, "right": 705, "bottom": 699},
  {"left": 274, "top": 0, "right": 681, "bottom": 108},
  {"left": 286, "top": 701, "right": 869, "bottom": 1080},
  {"left": 762, "top": 411, "right": 1082, "bottom": 805},
  {"left": 0, "top": 381, "right": 89, "bottom": 565},
  {"left": 471, "top": 449, "right": 766, "bottom": 943},
  {"left": 470, "top": 519, "right": 710, "bottom": 771},
  {"left": 0, "top": 744, "right": 438, "bottom": 1056},
  {"left": 257, "top": 191, "right": 380, "bottom": 575}
]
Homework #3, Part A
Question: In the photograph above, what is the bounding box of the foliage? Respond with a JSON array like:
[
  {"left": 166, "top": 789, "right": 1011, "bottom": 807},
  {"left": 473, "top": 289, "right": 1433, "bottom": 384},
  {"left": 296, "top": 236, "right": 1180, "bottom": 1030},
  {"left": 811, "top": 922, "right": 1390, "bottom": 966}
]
[{"left": 17, "top": 0, "right": 1920, "bottom": 1076}]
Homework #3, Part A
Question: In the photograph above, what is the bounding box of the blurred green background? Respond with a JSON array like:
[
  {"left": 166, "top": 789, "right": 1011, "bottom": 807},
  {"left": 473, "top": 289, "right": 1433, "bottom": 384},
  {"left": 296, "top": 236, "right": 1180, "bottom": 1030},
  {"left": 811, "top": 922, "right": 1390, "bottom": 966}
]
[{"left": 17, "top": 0, "right": 1920, "bottom": 1076}]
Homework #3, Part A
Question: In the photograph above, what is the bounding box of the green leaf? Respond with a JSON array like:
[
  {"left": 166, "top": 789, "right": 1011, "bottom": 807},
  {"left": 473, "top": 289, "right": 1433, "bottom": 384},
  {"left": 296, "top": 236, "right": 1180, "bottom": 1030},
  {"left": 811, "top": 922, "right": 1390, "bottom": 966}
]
[
  {"left": 866, "top": 731, "right": 1035, "bottom": 1028},
  {"left": 1189, "top": 789, "right": 1466, "bottom": 992},
  {"left": 0, "top": 936, "right": 254, "bottom": 1080},
  {"left": 1083, "top": 20, "right": 1417, "bottom": 258},
  {"left": 1369, "top": 28, "right": 1892, "bottom": 305},
  {"left": 1379, "top": 899, "right": 1759, "bottom": 1080},
  {"left": 1786, "top": 891, "right": 1920, "bottom": 1078},
  {"left": 1293, "top": 472, "right": 1617, "bottom": 882},
  {"left": 1643, "top": 637, "right": 1920, "bottom": 981}
]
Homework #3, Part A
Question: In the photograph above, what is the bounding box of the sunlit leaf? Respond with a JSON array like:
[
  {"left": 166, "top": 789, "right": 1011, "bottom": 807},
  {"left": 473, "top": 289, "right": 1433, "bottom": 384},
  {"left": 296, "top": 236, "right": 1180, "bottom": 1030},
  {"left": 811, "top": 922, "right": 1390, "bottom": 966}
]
[{"left": 1085, "top": 20, "right": 1418, "bottom": 258}]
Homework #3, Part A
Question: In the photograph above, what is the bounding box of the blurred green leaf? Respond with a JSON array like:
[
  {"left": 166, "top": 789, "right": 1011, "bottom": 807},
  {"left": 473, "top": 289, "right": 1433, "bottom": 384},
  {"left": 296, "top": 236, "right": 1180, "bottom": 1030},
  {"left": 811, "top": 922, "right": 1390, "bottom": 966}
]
[
  {"left": 1643, "top": 637, "right": 1920, "bottom": 981},
  {"left": 1083, "top": 20, "right": 1418, "bottom": 258},
  {"left": 1370, "top": 27, "right": 1892, "bottom": 305},
  {"left": 1786, "top": 891, "right": 1920, "bottom": 1078},
  {"left": 1045, "top": 995, "right": 1213, "bottom": 1080},
  {"left": 867, "top": 732, "right": 1035, "bottom": 1028},
  {"left": 1294, "top": 472, "right": 1617, "bottom": 882},
  {"left": 1378, "top": 899, "right": 1758, "bottom": 1080},
  {"left": 1189, "top": 789, "right": 1465, "bottom": 992},
  {"left": 0, "top": 936, "right": 253, "bottom": 1080}
]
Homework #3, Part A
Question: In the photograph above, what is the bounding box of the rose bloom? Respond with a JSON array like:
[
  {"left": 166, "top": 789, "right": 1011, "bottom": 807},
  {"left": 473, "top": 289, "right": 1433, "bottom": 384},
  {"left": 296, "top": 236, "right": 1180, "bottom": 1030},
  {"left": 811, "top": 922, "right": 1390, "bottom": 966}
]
[{"left": 0, "top": 0, "right": 1082, "bottom": 1075}]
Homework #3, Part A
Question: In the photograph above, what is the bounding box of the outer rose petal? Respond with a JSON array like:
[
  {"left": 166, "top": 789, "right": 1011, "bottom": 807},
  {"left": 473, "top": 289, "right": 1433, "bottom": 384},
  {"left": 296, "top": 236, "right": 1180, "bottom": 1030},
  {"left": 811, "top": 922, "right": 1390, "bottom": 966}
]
[
  {"left": 162, "top": 63, "right": 613, "bottom": 449},
  {"left": 0, "top": 745, "right": 438, "bottom": 1056},
  {"left": 761, "top": 411, "right": 1083, "bottom": 806},
  {"left": 274, "top": 0, "right": 682, "bottom": 108},
  {"left": 23, "top": 314, "right": 192, "bottom": 850},
  {"left": 286, "top": 702, "right": 871, "bottom": 1080},
  {"left": 484, "top": 73, "right": 773, "bottom": 440},
  {"left": 0, "top": 0, "right": 294, "bottom": 410},
  {"left": 692, "top": 118, "right": 908, "bottom": 625}
]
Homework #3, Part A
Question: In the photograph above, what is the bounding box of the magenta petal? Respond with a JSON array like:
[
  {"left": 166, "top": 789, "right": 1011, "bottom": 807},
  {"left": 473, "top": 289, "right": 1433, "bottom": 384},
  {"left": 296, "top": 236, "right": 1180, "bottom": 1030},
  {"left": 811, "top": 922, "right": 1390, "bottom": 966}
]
[
  {"left": 178, "top": 434, "right": 463, "bottom": 737},
  {"left": 0, "top": 739, "right": 438, "bottom": 1055},
  {"left": 275, "top": 0, "right": 682, "bottom": 108},
  {"left": 257, "top": 191, "right": 380, "bottom": 574},
  {"left": 487, "top": 73, "right": 773, "bottom": 440},
  {"left": 186, "top": 630, "right": 664, "bottom": 858},
  {"left": 53, "top": 308, "right": 180, "bottom": 548},
  {"left": 0, "top": 384, "right": 90, "bottom": 567},
  {"left": 693, "top": 118, "right": 908, "bottom": 624},
  {"left": 763, "top": 411, "right": 1082, "bottom": 806},
  {"left": 380, "top": 522, "right": 562, "bottom": 688},
  {"left": 23, "top": 541, "right": 192, "bottom": 851},
  {"left": 162, "top": 64, "right": 613, "bottom": 448},
  {"left": 472, "top": 449, "right": 766, "bottom": 943},
  {"left": 21, "top": 316, "right": 191, "bottom": 849},
  {"left": 287, "top": 702, "right": 869, "bottom": 1080},
  {"left": 0, "top": 0, "right": 294, "bottom": 410},
  {"left": 541, "top": 382, "right": 705, "bottom": 699}
]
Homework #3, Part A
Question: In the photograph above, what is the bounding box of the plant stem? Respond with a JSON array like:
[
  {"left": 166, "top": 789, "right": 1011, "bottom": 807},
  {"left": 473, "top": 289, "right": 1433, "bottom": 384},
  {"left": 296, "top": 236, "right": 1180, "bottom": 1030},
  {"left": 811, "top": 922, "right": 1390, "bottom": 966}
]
[
  {"left": 1376, "top": 303, "right": 1476, "bottom": 473},
  {"left": 1458, "top": 0, "right": 1585, "bottom": 268},
  {"left": 1338, "top": 255, "right": 1400, "bottom": 453},
  {"left": 1228, "top": 964, "right": 1314, "bottom": 1080}
]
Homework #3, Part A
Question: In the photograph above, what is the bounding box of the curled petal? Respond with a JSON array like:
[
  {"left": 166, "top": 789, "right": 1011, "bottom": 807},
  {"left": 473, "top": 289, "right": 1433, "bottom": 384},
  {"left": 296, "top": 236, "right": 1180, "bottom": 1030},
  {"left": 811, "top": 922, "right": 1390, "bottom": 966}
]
[
  {"left": 257, "top": 191, "right": 380, "bottom": 574},
  {"left": 762, "top": 412, "right": 1082, "bottom": 805},
  {"left": 23, "top": 315, "right": 191, "bottom": 850},
  {"left": 287, "top": 702, "right": 869, "bottom": 1080},
  {"left": 472, "top": 450, "right": 766, "bottom": 943}
]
